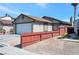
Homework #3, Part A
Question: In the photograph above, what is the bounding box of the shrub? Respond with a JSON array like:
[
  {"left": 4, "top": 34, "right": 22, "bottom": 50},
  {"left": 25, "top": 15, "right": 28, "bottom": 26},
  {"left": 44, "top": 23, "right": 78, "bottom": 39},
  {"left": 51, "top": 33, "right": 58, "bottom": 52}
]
[
  {"left": 0, "top": 28, "right": 6, "bottom": 34},
  {"left": 10, "top": 29, "right": 15, "bottom": 34},
  {"left": 58, "top": 34, "right": 70, "bottom": 39}
]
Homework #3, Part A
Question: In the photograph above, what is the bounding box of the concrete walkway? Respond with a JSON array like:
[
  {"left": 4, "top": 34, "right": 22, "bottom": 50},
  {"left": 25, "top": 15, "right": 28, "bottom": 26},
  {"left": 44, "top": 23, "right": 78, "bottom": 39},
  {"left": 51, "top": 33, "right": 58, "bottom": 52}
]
[
  {"left": 0, "top": 43, "right": 36, "bottom": 55},
  {"left": 23, "top": 37, "right": 79, "bottom": 55},
  {"left": 0, "top": 34, "right": 20, "bottom": 47},
  {"left": 0, "top": 35, "right": 36, "bottom": 55}
]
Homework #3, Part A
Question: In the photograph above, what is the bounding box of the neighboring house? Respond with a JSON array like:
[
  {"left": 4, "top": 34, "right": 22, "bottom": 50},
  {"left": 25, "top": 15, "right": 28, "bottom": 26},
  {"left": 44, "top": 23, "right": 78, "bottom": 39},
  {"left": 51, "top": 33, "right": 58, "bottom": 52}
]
[
  {"left": 42, "top": 16, "right": 71, "bottom": 31},
  {"left": 0, "top": 14, "right": 14, "bottom": 34},
  {"left": 13, "top": 14, "right": 53, "bottom": 34}
]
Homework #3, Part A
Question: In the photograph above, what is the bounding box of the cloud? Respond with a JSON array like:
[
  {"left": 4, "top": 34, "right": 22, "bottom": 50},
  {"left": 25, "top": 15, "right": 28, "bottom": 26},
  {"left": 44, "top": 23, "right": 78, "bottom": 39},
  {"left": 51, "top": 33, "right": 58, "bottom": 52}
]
[
  {"left": 35, "top": 3, "right": 48, "bottom": 8},
  {"left": 0, "top": 5, "right": 30, "bottom": 16},
  {"left": 0, "top": 5, "right": 19, "bottom": 14}
]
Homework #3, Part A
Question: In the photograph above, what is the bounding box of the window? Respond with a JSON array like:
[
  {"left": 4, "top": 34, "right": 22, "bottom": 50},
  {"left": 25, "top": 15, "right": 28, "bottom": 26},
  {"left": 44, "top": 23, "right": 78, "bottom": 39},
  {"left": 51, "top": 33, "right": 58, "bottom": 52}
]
[{"left": 52, "top": 24, "right": 59, "bottom": 31}]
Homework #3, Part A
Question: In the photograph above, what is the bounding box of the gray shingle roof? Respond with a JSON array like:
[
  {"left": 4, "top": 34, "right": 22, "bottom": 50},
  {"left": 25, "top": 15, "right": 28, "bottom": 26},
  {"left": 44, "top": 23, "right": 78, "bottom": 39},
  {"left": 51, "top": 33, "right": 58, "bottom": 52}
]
[
  {"left": 14, "top": 14, "right": 53, "bottom": 23},
  {"left": 42, "top": 16, "right": 71, "bottom": 25}
]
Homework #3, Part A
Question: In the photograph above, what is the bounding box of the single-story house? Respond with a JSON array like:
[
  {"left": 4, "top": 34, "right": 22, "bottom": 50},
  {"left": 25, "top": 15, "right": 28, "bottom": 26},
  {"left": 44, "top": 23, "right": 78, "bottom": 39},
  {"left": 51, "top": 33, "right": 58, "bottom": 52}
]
[
  {"left": 13, "top": 14, "right": 53, "bottom": 34},
  {"left": 0, "top": 14, "right": 14, "bottom": 34},
  {"left": 42, "top": 16, "right": 71, "bottom": 31}
]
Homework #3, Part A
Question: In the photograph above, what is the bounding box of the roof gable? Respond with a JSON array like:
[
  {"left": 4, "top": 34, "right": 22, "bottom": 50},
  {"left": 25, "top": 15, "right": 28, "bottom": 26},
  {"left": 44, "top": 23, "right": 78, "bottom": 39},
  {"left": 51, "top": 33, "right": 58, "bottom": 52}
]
[
  {"left": 13, "top": 14, "right": 53, "bottom": 24},
  {"left": 0, "top": 14, "right": 15, "bottom": 20},
  {"left": 13, "top": 14, "right": 33, "bottom": 23}
]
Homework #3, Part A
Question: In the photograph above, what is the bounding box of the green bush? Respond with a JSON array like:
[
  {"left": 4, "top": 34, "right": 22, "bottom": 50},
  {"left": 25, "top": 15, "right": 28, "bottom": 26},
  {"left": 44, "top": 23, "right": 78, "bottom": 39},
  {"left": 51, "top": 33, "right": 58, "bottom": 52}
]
[
  {"left": 0, "top": 28, "right": 6, "bottom": 34},
  {"left": 10, "top": 29, "right": 15, "bottom": 34},
  {"left": 58, "top": 34, "right": 70, "bottom": 39}
]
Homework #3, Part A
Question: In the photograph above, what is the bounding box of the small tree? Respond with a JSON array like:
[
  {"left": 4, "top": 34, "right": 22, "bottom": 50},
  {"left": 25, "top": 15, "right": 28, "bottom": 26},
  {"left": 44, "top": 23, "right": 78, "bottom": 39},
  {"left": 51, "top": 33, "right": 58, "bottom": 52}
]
[
  {"left": 2, "top": 29, "right": 6, "bottom": 34},
  {"left": 0, "top": 28, "right": 6, "bottom": 34},
  {"left": 10, "top": 29, "right": 15, "bottom": 34},
  {"left": 0, "top": 28, "right": 3, "bottom": 33}
]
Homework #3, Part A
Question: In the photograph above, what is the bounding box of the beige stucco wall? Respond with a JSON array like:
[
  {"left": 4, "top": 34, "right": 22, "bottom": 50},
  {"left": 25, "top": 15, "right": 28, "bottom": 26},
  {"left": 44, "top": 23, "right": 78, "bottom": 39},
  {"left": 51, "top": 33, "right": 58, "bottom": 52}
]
[
  {"left": 33, "top": 22, "right": 52, "bottom": 32},
  {"left": 47, "top": 24, "right": 52, "bottom": 31},
  {"left": 33, "top": 22, "right": 44, "bottom": 32}
]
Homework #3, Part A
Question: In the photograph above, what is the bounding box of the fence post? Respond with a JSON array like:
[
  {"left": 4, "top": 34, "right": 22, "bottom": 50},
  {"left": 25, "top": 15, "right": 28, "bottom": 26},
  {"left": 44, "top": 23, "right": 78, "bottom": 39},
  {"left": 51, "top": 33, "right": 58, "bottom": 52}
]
[
  {"left": 40, "top": 33, "right": 42, "bottom": 41},
  {"left": 52, "top": 32, "right": 53, "bottom": 38},
  {"left": 20, "top": 35, "right": 22, "bottom": 48},
  {"left": 59, "top": 27, "right": 60, "bottom": 36}
]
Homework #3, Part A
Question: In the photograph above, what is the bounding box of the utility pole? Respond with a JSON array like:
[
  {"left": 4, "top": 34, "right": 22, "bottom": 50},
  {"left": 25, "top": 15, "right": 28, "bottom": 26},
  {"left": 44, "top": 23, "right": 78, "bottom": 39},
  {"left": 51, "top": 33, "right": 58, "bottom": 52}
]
[{"left": 71, "top": 3, "right": 78, "bottom": 26}]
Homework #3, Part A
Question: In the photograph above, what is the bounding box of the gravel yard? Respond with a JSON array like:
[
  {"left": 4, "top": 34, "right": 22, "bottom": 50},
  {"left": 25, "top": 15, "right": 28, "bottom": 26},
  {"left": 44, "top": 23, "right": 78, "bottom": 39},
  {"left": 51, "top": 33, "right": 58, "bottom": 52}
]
[{"left": 23, "top": 37, "right": 79, "bottom": 55}]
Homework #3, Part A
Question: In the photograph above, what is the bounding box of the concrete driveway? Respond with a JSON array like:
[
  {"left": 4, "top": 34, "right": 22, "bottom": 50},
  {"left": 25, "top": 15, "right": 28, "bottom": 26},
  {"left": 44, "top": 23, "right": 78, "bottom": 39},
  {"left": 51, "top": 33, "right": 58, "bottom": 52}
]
[
  {"left": 0, "top": 43, "right": 36, "bottom": 55},
  {"left": 0, "top": 35, "right": 36, "bottom": 55},
  {"left": 0, "top": 34, "right": 20, "bottom": 46},
  {"left": 23, "top": 37, "right": 79, "bottom": 55}
]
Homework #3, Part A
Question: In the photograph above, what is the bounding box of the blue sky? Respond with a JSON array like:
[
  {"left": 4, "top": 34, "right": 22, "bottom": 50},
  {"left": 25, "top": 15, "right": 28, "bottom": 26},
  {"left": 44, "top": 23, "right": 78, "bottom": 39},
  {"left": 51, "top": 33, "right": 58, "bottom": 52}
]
[{"left": 0, "top": 3, "right": 79, "bottom": 22}]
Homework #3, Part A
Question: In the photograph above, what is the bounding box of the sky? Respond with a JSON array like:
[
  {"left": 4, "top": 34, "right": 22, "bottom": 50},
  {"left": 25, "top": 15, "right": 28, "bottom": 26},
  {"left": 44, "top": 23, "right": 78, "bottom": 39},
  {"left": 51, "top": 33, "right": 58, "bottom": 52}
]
[{"left": 0, "top": 3, "right": 79, "bottom": 22}]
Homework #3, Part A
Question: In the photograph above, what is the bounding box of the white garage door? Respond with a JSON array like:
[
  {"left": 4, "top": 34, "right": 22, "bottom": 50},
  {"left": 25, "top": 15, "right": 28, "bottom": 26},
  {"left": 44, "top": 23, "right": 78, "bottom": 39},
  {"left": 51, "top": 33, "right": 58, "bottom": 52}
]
[{"left": 16, "top": 23, "right": 32, "bottom": 34}]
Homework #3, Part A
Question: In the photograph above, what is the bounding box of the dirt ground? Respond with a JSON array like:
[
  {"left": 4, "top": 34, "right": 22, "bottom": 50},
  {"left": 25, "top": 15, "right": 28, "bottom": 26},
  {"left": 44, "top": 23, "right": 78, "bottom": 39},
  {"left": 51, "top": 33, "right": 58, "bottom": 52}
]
[{"left": 23, "top": 37, "right": 79, "bottom": 55}]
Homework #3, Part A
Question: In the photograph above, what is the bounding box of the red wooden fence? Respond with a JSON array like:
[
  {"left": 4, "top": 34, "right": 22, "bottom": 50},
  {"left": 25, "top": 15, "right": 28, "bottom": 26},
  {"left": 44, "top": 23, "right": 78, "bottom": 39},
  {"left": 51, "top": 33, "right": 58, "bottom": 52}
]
[{"left": 20, "top": 26, "right": 67, "bottom": 48}]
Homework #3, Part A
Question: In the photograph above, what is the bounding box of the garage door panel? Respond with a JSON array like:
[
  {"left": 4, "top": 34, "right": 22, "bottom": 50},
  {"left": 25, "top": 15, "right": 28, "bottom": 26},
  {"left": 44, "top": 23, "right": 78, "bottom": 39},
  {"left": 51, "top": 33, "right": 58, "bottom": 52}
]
[{"left": 16, "top": 23, "right": 32, "bottom": 34}]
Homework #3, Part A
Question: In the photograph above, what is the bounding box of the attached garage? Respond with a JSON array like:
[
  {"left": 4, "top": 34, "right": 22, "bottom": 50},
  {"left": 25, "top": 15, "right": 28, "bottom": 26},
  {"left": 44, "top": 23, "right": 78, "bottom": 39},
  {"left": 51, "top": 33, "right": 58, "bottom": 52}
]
[
  {"left": 13, "top": 14, "right": 53, "bottom": 34},
  {"left": 16, "top": 23, "right": 32, "bottom": 34}
]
